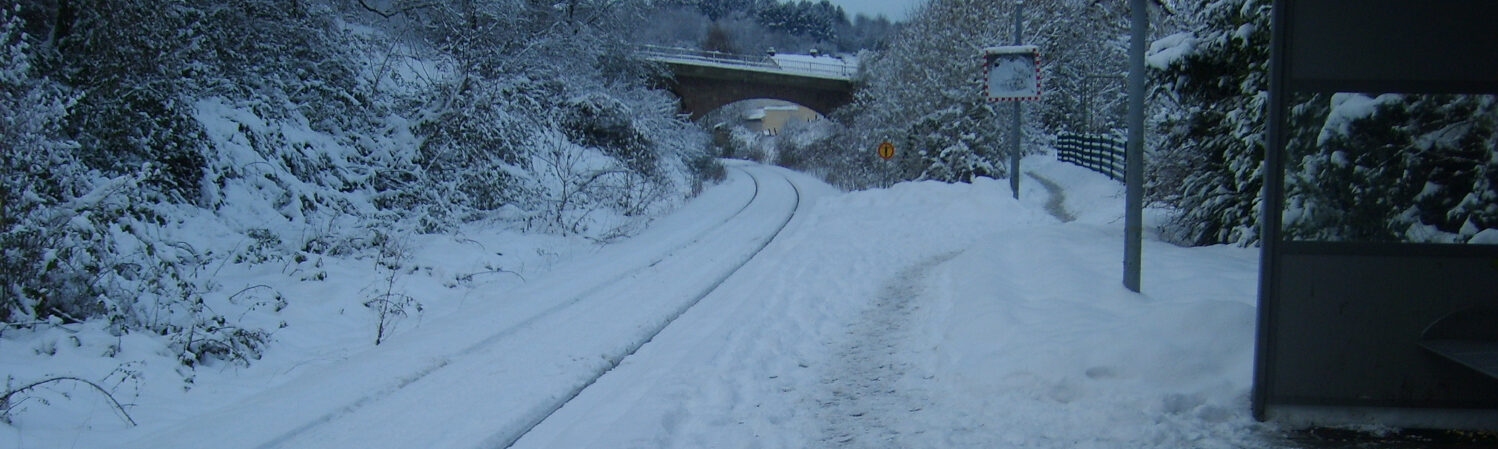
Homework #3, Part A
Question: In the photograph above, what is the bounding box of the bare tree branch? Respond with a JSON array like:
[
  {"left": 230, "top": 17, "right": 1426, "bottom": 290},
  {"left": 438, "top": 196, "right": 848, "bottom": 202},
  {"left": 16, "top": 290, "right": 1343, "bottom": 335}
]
[
  {"left": 2, "top": 376, "right": 137, "bottom": 426},
  {"left": 357, "top": 0, "right": 441, "bottom": 19}
]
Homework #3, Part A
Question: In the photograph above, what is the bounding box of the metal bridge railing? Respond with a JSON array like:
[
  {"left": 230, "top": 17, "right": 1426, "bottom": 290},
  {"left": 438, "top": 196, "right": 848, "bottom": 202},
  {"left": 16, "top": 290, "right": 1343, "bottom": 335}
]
[
  {"left": 638, "top": 44, "right": 856, "bottom": 80},
  {"left": 638, "top": 44, "right": 777, "bottom": 68},
  {"left": 1057, "top": 131, "right": 1126, "bottom": 181}
]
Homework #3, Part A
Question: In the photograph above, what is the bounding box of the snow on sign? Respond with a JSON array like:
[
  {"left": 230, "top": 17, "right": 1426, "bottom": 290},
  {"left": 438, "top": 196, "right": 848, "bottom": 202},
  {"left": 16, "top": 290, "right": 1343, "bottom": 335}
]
[{"left": 983, "top": 45, "right": 1041, "bottom": 102}]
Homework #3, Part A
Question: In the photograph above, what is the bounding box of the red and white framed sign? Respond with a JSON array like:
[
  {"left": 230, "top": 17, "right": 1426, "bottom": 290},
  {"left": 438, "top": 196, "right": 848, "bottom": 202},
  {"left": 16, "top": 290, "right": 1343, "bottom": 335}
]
[{"left": 982, "top": 45, "right": 1041, "bottom": 102}]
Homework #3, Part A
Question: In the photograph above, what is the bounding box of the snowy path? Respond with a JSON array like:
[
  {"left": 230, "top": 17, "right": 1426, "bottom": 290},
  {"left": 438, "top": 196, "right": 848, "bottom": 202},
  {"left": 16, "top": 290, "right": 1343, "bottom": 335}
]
[
  {"left": 814, "top": 252, "right": 957, "bottom": 447},
  {"left": 1026, "top": 171, "right": 1075, "bottom": 223},
  {"left": 121, "top": 163, "right": 806, "bottom": 449}
]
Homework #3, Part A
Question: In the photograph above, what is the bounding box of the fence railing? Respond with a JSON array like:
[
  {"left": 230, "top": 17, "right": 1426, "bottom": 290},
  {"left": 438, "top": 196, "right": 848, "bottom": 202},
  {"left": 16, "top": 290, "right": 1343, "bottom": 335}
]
[{"left": 1056, "top": 131, "right": 1126, "bottom": 181}]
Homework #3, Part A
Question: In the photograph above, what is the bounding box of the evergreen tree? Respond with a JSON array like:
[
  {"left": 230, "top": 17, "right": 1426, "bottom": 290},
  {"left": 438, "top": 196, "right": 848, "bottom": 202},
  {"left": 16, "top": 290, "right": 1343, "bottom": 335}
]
[
  {"left": 1285, "top": 94, "right": 1498, "bottom": 243},
  {"left": 1150, "top": 0, "right": 1270, "bottom": 245}
]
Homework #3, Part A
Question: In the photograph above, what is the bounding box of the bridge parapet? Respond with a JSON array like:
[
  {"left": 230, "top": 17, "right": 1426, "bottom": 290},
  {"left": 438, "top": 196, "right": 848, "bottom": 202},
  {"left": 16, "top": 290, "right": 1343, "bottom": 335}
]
[
  {"left": 640, "top": 45, "right": 857, "bottom": 119},
  {"left": 639, "top": 45, "right": 856, "bottom": 80}
]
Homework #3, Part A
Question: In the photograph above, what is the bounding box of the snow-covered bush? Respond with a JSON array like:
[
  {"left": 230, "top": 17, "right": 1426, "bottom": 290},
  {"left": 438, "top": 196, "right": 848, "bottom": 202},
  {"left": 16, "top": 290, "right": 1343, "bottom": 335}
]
[
  {"left": 0, "top": 3, "right": 275, "bottom": 367},
  {"left": 1, "top": 5, "right": 82, "bottom": 323},
  {"left": 906, "top": 105, "right": 1001, "bottom": 183},
  {"left": 3, "top": 0, "right": 714, "bottom": 378}
]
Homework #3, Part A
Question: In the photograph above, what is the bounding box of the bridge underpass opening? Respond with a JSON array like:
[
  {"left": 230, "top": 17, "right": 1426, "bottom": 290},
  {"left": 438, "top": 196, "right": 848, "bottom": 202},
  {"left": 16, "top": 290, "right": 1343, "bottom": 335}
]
[
  {"left": 700, "top": 99, "right": 836, "bottom": 164},
  {"left": 701, "top": 99, "right": 825, "bottom": 136}
]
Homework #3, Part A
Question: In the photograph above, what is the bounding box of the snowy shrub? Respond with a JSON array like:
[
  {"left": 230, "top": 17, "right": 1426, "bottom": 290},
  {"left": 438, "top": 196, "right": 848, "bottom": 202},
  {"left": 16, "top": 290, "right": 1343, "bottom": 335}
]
[
  {"left": 3, "top": 0, "right": 716, "bottom": 381},
  {"left": 514, "top": 127, "right": 638, "bottom": 235},
  {"left": 363, "top": 233, "right": 421, "bottom": 346},
  {"left": 689, "top": 154, "right": 727, "bottom": 184},
  {"left": 403, "top": 74, "right": 534, "bottom": 228},
  {"left": 906, "top": 105, "right": 1002, "bottom": 183},
  {"left": 0, "top": 5, "right": 77, "bottom": 323},
  {"left": 0, "top": 1, "right": 375, "bottom": 369},
  {"left": 564, "top": 93, "right": 657, "bottom": 177}
]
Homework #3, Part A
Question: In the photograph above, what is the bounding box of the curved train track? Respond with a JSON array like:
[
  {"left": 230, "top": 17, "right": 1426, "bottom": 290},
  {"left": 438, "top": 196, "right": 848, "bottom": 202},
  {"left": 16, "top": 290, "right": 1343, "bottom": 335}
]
[{"left": 131, "top": 165, "right": 807, "bottom": 449}]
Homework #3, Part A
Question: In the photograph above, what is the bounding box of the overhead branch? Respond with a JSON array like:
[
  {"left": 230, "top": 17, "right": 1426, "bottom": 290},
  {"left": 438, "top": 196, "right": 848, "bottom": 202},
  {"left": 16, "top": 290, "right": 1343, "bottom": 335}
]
[
  {"left": 1094, "top": 0, "right": 1175, "bottom": 16},
  {"left": 357, "top": 0, "right": 440, "bottom": 19}
]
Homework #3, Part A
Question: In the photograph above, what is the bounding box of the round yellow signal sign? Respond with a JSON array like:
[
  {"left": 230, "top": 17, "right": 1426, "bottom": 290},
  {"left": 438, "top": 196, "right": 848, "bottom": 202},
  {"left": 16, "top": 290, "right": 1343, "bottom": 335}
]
[{"left": 877, "top": 141, "right": 895, "bottom": 160}]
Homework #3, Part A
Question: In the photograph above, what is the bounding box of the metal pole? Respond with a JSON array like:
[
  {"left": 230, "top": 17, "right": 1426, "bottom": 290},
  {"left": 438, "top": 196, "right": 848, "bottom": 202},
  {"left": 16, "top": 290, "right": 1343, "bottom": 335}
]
[
  {"left": 1124, "top": 0, "right": 1146, "bottom": 292},
  {"left": 1009, "top": 1, "right": 1024, "bottom": 199},
  {"left": 1252, "top": 0, "right": 1291, "bottom": 421},
  {"left": 885, "top": 158, "right": 892, "bottom": 188}
]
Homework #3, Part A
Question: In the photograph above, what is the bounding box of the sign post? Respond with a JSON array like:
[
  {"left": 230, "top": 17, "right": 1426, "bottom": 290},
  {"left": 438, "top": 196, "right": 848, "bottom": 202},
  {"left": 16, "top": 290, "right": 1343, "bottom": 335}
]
[
  {"left": 1123, "top": 0, "right": 1146, "bottom": 293},
  {"left": 877, "top": 141, "right": 895, "bottom": 188},
  {"left": 983, "top": 4, "right": 1040, "bottom": 200}
]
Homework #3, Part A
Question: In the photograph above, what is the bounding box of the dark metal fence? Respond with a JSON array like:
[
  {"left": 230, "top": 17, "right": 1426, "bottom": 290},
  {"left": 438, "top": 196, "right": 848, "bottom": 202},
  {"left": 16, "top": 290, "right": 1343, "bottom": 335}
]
[{"left": 1056, "top": 131, "right": 1125, "bottom": 181}]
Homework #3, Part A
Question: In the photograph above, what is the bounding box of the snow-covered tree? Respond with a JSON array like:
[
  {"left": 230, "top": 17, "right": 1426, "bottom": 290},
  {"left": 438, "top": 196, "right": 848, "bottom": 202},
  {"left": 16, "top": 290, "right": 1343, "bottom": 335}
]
[
  {"left": 1151, "top": 0, "right": 1497, "bottom": 246},
  {"left": 1149, "top": 0, "right": 1270, "bottom": 245},
  {"left": 1285, "top": 94, "right": 1498, "bottom": 243},
  {"left": 789, "top": 0, "right": 1144, "bottom": 189}
]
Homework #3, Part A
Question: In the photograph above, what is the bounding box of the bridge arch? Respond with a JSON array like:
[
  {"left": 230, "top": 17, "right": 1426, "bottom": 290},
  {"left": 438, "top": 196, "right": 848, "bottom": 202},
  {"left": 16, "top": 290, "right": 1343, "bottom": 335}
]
[{"left": 663, "top": 67, "right": 854, "bottom": 120}]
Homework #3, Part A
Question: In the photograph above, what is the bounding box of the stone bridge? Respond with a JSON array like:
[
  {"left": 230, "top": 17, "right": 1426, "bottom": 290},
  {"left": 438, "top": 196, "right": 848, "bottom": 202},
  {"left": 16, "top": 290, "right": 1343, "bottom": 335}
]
[{"left": 641, "top": 45, "right": 858, "bottom": 120}]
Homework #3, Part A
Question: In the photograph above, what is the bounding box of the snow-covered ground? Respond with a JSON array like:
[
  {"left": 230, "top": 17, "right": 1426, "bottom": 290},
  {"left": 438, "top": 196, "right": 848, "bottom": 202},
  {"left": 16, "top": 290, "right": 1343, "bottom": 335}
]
[
  {"left": 3, "top": 154, "right": 1281, "bottom": 448},
  {"left": 512, "top": 155, "right": 1274, "bottom": 448}
]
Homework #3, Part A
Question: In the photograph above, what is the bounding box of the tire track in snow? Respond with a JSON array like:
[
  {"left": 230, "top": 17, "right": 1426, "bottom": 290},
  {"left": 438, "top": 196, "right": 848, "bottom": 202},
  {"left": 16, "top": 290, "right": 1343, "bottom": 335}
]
[{"left": 816, "top": 252, "right": 959, "bottom": 448}]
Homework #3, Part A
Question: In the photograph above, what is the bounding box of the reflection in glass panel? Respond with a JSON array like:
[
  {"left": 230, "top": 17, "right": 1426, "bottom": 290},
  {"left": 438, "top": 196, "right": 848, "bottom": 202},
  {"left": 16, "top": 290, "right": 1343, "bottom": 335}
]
[{"left": 1282, "top": 93, "right": 1498, "bottom": 244}]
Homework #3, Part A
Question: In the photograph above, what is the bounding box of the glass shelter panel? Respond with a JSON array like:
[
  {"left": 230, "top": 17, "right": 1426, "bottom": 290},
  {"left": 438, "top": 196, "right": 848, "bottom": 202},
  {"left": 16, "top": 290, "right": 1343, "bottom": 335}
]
[{"left": 1280, "top": 93, "right": 1498, "bottom": 245}]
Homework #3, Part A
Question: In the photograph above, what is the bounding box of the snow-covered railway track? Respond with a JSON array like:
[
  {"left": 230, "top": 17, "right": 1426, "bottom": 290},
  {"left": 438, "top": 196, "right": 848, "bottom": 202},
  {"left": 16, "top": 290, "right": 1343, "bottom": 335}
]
[
  {"left": 492, "top": 167, "right": 803, "bottom": 448},
  {"left": 126, "top": 164, "right": 803, "bottom": 449},
  {"left": 243, "top": 170, "right": 771, "bottom": 449}
]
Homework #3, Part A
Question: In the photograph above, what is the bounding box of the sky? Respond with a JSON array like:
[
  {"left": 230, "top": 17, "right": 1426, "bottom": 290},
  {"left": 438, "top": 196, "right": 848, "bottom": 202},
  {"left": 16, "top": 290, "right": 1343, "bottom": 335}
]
[{"left": 830, "top": 0, "right": 926, "bottom": 21}]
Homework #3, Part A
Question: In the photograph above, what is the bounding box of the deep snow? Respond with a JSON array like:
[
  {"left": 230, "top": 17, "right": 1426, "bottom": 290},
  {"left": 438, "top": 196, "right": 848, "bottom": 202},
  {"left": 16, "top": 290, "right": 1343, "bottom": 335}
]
[{"left": 3, "top": 154, "right": 1279, "bottom": 448}]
